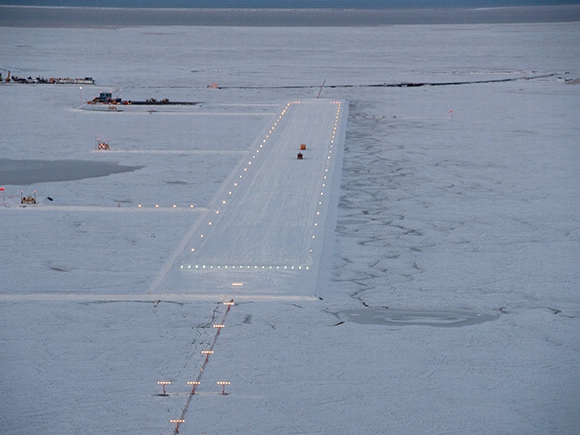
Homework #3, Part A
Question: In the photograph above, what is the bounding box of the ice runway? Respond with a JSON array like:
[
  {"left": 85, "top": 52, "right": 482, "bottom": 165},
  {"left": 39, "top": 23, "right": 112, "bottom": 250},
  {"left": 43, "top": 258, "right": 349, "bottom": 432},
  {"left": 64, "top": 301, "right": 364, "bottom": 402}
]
[{"left": 153, "top": 99, "right": 347, "bottom": 297}]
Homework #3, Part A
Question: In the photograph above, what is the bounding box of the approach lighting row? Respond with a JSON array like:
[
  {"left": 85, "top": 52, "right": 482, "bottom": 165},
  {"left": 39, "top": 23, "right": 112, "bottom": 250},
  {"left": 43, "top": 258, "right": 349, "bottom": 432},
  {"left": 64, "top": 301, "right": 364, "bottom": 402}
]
[
  {"left": 161, "top": 381, "right": 230, "bottom": 395},
  {"left": 161, "top": 300, "right": 234, "bottom": 432}
]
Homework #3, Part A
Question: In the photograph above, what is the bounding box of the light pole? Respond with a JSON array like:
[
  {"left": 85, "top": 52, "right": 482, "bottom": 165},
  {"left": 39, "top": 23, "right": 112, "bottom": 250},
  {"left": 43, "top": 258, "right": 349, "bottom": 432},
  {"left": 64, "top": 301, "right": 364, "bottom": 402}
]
[
  {"left": 170, "top": 419, "right": 184, "bottom": 433},
  {"left": 79, "top": 86, "right": 83, "bottom": 104},
  {"left": 157, "top": 381, "right": 171, "bottom": 396},
  {"left": 217, "top": 381, "right": 230, "bottom": 395},
  {"left": 201, "top": 350, "right": 213, "bottom": 363},
  {"left": 187, "top": 381, "right": 200, "bottom": 394}
]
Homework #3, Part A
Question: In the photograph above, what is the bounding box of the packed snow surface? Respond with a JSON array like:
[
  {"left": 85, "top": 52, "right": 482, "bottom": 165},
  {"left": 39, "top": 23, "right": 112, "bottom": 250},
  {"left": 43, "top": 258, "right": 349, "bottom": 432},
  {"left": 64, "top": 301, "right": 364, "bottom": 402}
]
[{"left": 1, "top": 23, "right": 579, "bottom": 435}]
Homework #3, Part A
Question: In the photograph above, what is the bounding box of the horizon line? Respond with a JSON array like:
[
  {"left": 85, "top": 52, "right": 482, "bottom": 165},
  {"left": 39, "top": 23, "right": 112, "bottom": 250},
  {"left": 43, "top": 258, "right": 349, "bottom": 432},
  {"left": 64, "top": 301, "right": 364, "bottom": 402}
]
[{"left": 1, "top": 3, "right": 580, "bottom": 10}]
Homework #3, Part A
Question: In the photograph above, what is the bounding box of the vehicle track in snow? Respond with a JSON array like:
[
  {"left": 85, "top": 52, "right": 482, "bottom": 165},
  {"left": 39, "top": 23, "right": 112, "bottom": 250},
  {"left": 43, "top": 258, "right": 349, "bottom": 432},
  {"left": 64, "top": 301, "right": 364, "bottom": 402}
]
[{"left": 215, "top": 73, "right": 558, "bottom": 90}]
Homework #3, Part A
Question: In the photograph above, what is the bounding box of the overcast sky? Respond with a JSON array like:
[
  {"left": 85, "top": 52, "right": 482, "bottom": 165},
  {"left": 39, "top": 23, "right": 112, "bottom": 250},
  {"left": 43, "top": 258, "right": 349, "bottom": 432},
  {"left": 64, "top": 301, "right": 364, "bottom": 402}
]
[{"left": 1, "top": 0, "right": 579, "bottom": 8}]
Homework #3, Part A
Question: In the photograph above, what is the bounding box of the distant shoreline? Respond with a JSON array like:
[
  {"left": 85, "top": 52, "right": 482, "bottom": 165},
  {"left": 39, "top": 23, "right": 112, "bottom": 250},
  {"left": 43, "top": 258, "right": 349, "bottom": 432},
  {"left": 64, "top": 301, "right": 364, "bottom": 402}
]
[{"left": 1, "top": 5, "right": 580, "bottom": 27}]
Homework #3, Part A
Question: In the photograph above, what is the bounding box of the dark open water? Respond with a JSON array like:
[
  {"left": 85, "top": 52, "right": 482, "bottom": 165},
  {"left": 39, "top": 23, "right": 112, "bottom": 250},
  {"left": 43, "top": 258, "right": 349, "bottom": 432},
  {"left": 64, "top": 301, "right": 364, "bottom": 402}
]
[{"left": 1, "top": 5, "right": 580, "bottom": 27}]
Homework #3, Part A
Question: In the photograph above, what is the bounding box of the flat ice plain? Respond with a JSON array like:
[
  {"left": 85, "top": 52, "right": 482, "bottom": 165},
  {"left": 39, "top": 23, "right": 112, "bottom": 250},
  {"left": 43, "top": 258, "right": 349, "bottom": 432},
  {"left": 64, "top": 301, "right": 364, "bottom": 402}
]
[{"left": 1, "top": 19, "right": 579, "bottom": 435}]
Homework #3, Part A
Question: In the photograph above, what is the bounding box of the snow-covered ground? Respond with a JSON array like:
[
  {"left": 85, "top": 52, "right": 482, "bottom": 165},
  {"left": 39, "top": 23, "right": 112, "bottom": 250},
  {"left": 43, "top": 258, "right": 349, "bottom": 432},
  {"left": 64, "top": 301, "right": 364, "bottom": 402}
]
[{"left": 1, "top": 23, "right": 579, "bottom": 434}]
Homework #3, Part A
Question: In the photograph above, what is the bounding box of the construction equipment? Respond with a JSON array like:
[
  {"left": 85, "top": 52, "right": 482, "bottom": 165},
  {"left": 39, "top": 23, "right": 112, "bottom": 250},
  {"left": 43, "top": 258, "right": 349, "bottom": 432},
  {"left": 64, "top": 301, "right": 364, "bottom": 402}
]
[
  {"left": 95, "top": 136, "right": 110, "bottom": 150},
  {"left": 90, "top": 91, "right": 121, "bottom": 104},
  {"left": 20, "top": 190, "right": 36, "bottom": 204}
]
